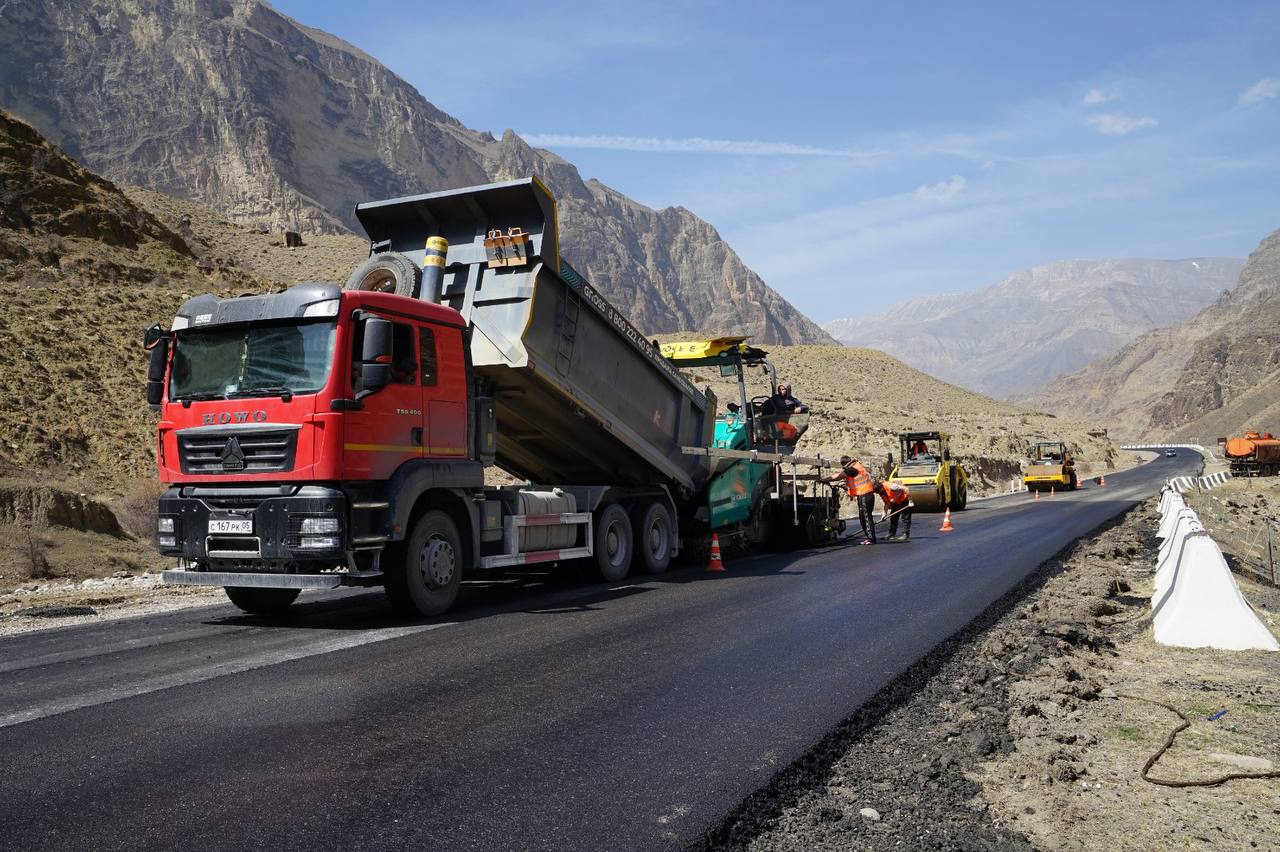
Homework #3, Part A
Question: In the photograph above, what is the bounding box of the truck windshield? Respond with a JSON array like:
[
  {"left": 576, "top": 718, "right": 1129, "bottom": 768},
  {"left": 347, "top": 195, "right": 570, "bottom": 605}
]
[{"left": 169, "top": 320, "right": 337, "bottom": 400}]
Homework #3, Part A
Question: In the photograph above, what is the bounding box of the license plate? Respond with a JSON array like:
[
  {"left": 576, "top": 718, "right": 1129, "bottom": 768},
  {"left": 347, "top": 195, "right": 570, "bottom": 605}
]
[{"left": 208, "top": 519, "right": 253, "bottom": 535}]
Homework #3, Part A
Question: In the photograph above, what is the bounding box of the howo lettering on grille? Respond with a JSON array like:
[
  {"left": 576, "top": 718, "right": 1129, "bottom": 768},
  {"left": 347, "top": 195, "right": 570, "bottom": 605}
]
[{"left": 202, "top": 411, "right": 269, "bottom": 426}]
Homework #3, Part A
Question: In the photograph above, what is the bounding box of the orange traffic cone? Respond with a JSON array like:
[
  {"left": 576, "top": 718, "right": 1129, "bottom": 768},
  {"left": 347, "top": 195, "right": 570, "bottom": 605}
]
[
  {"left": 706, "top": 533, "right": 726, "bottom": 573},
  {"left": 939, "top": 507, "right": 954, "bottom": 532},
  {"left": 1049, "top": 486, "right": 1055, "bottom": 498},
  {"left": 1034, "top": 489, "right": 1041, "bottom": 501},
  {"left": 1099, "top": 474, "right": 1106, "bottom": 487}
]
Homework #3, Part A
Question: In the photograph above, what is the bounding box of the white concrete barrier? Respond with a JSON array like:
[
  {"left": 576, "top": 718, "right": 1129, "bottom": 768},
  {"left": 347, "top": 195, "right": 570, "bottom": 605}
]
[
  {"left": 1157, "top": 505, "right": 1194, "bottom": 543},
  {"left": 1147, "top": 490, "right": 1278, "bottom": 652},
  {"left": 1155, "top": 511, "right": 1202, "bottom": 599},
  {"left": 1200, "top": 470, "right": 1231, "bottom": 490},
  {"left": 1153, "top": 531, "right": 1280, "bottom": 651},
  {"left": 1158, "top": 488, "right": 1184, "bottom": 517}
]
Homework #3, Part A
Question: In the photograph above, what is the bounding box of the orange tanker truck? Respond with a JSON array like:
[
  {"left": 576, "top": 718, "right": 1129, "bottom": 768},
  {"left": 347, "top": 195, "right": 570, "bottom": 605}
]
[{"left": 1222, "top": 430, "right": 1280, "bottom": 476}]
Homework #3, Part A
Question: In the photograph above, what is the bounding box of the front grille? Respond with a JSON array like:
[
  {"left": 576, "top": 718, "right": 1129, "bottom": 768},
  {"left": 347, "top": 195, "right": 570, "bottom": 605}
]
[{"left": 178, "top": 427, "right": 299, "bottom": 474}]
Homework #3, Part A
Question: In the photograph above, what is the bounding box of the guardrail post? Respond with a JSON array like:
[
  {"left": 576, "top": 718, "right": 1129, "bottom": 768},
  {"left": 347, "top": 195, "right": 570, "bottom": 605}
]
[{"left": 1268, "top": 522, "right": 1275, "bottom": 585}]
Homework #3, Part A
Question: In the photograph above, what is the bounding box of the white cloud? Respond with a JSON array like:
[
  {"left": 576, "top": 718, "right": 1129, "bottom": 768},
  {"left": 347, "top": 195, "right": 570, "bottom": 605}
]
[
  {"left": 1237, "top": 77, "right": 1280, "bottom": 107},
  {"left": 1082, "top": 87, "right": 1116, "bottom": 105},
  {"left": 521, "top": 133, "right": 886, "bottom": 159},
  {"left": 1086, "top": 113, "right": 1159, "bottom": 135},
  {"left": 915, "top": 175, "right": 968, "bottom": 203}
]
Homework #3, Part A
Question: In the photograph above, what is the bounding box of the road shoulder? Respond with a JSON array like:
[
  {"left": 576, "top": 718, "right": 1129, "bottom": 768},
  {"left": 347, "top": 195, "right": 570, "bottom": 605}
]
[{"left": 695, "top": 495, "right": 1280, "bottom": 851}]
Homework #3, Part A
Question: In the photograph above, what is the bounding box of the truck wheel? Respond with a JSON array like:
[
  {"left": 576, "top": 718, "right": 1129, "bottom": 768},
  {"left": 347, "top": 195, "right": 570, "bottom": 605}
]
[
  {"left": 593, "top": 503, "right": 633, "bottom": 582},
  {"left": 224, "top": 586, "right": 300, "bottom": 615},
  {"left": 386, "top": 510, "right": 462, "bottom": 617},
  {"left": 345, "top": 251, "right": 420, "bottom": 298},
  {"left": 632, "top": 500, "right": 673, "bottom": 574}
]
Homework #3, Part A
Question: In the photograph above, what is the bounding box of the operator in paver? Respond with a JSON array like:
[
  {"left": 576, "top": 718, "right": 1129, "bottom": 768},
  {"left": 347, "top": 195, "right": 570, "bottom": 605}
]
[
  {"left": 874, "top": 477, "right": 912, "bottom": 541},
  {"left": 768, "top": 382, "right": 809, "bottom": 415},
  {"left": 826, "top": 454, "right": 877, "bottom": 544},
  {"left": 766, "top": 382, "right": 809, "bottom": 441}
]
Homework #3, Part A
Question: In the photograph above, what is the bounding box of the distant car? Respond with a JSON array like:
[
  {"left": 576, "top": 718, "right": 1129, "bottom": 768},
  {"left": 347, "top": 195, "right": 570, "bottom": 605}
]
[{"left": 1164, "top": 449, "right": 1178, "bottom": 457}]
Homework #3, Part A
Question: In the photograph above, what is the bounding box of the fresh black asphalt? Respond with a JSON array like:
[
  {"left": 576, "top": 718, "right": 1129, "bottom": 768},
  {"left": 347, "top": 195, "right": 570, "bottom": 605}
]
[{"left": 0, "top": 454, "right": 1197, "bottom": 851}]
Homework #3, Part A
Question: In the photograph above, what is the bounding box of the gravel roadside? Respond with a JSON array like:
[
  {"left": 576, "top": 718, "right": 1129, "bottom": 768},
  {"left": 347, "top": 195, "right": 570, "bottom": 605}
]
[{"left": 694, "top": 493, "right": 1280, "bottom": 851}]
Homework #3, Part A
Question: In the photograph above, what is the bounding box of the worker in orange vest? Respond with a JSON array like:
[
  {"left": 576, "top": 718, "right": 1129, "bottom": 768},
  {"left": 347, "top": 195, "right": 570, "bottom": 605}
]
[
  {"left": 874, "top": 478, "right": 913, "bottom": 541},
  {"left": 826, "top": 454, "right": 877, "bottom": 544}
]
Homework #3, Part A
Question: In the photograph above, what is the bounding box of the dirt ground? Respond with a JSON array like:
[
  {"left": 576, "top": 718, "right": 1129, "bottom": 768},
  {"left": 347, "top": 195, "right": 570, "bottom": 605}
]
[
  {"left": 0, "top": 570, "right": 223, "bottom": 637},
  {"left": 1184, "top": 477, "right": 1280, "bottom": 588},
  {"left": 697, "top": 492, "right": 1280, "bottom": 851}
]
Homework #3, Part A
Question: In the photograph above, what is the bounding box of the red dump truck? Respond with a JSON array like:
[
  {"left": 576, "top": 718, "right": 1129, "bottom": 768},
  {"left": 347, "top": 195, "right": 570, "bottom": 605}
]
[
  {"left": 146, "top": 178, "right": 727, "bottom": 616},
  {"left": 146, "top": 179, "right": 839, "bottom": 617},
  {"left": 1222, "top": 431, "right": 1280, "bottom": 476}
]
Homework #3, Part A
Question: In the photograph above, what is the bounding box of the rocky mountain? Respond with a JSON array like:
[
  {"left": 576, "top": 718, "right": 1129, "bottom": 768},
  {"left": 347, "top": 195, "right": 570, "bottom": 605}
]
[
  {"left": 825, "top": 258, "right": 1242, "bottom": 399},
  {"left": 0, "top": 108, "right": 255, "bottom": 486},
  {"left": 1021, "top": 229, "right": 1280, "bottom": 441},
  {"left": 0, "top": 0, "right": 832, "bottom": 345}
]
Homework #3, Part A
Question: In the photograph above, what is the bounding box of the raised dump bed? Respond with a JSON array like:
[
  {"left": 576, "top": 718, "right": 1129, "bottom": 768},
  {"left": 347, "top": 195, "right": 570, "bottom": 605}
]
[{"left": 354, "top": 178, "right": 714, "bottom": 492}]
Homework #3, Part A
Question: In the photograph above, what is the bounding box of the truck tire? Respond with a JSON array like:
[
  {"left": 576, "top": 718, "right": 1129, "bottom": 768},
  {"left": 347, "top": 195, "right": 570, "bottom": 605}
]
[
  {"left": 224, "top": 586, "right": 300, "bottom": 615},
  {"left": 344, "top": 251, "right": 420, "bottom": 298},
  {"left": 385, "top": 510, "right": 462, "bottom": 617},
  {"left": 593, "top": 503, "right": 633, "bottom": 582},
  {"left": 632, "top": 500, "right": 673, "bottom": 574}
]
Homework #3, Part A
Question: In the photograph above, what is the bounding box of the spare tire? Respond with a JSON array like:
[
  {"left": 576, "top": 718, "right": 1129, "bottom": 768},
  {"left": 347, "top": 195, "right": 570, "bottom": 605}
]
[{"left": 345, "top": 251, "right": 420, "bottom": 298}]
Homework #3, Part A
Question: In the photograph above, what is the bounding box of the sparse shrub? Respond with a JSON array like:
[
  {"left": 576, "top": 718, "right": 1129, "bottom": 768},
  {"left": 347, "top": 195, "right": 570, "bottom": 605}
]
[
  {"left": 116, "top": 477, "right": 166, "bottom": 540},
  {"left": 22, "top": 512, "right": 54, "bottom": 580}
]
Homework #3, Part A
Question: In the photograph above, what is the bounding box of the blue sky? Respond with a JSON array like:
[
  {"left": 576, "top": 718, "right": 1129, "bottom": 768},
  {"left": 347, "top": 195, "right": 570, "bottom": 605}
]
[{"left": 274, "top": 0, "right": 1280, "bottom": 322}]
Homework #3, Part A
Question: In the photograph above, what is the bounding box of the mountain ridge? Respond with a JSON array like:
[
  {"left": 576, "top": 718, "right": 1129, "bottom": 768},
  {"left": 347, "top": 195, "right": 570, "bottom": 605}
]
[
  {"left": 0, "top": 0, "right": 832, "bottom": 345},
  {"left": 1020, "top": 230, "right": 1280, "bottom": 440},
  {"left": 824, "top": 257, "right": 1242, "bottom": 398}
]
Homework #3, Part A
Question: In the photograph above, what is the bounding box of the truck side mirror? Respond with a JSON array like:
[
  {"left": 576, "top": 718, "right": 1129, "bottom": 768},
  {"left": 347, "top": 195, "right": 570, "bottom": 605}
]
[
  {"left": 357, "top": 317, "right": 394, "bottom": 396},
  {"left": 143, "top": 323, "right": 165, "bottom": 350},
  {"left": 362, "top": 318, "right": 393, "bottom": 362},
  {"left": 361, "top": 363, "right": 391, "bottom": 394},
  {"left": 146, "top": 338, "right": 168, "bottom": 408}
]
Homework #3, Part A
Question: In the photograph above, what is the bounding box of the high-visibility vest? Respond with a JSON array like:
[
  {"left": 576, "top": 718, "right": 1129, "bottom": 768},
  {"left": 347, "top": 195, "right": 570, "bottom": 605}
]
[
  {"left": 879, "top": 481, "right": 910, "bottom": 506},
  {"left": 844, "top": 463, "right": 874, "bottom": 496}
]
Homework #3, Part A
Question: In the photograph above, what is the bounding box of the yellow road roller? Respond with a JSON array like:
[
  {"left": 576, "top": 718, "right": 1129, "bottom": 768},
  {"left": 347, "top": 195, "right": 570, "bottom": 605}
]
[
  {"left": 1023, "top": 441, "right": 1077, "bottom": 491},
  {"left": 888, "top": 431, "right": 968, "bottom": 511}
]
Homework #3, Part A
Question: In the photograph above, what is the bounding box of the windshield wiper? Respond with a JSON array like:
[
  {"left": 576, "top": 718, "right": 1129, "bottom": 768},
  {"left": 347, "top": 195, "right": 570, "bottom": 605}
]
[
  {"left": 227, "top": 386, "right": 295, "bottom": 401},
  {"left": 173, "top": 391, "right": 227, "bottom": 402}
]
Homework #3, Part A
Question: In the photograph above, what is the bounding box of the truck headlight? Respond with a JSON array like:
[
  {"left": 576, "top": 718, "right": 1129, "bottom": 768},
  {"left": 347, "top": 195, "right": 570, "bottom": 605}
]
[
  {"left": 297, "top": 536, "right": 340, "bottom": 549},
  {"left": 157, "top": 517, "right": 175, "bottom": 533},
  {"left": 299, "top": 517, "right": 340, "bottom": 534}
]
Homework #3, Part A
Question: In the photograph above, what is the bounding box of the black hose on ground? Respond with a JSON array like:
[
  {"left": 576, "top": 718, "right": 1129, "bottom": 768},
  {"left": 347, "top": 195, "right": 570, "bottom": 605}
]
[{"left": 1119, "top": 693, "right": 1280, "bottom": 787}]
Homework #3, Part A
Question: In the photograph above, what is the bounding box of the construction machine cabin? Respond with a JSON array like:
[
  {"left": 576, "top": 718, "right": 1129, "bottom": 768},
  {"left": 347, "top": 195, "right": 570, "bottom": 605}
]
[
  {"left": 1023, "top": 441, "right": 1078, "bottom": 492},
  {"left": 888, "top": 431, "right": 969, "bottom": 512}
]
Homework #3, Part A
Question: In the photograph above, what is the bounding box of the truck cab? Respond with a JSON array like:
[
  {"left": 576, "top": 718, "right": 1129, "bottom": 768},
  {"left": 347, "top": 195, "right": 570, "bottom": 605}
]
[{"left": 149, "top": 284, "right": 491, "bottom": 615}]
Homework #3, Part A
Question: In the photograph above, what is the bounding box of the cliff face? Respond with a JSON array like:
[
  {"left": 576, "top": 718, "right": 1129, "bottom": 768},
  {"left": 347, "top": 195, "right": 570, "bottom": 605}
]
[
  {"left": 1021, "top": 230, "right": 1280, "bottom": 441},
  {"left": 0, "top": 0, "right": 832, "bottom": 344},
  {"left": 1154, "top": 230, "right": 1280, "bottom": 439},
  {"left": 826, "top": 258, "right": 1241, "bottom": 399}
]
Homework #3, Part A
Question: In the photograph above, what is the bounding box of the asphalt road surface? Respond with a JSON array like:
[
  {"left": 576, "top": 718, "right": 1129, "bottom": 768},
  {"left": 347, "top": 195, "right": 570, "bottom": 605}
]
[{"left": 0, "top": 453, "right": 1197, "bottom": 851}]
